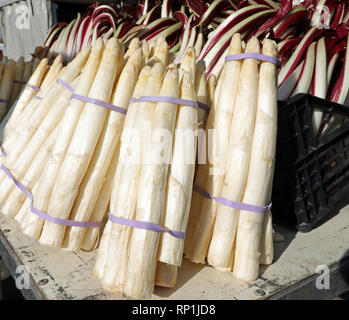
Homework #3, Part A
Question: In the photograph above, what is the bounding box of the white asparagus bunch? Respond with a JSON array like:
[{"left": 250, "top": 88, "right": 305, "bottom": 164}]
[
  {"left": 64, "top": 47, "right": 144, "bottom": 251},
  {"left": 97, "top": 39, "right": 169, "bottom": 289},
  {"left": 184, "top": 34, "right": 243, "bottom": 263},
  {"left": 94, "top": 65, "right": 152, "bottom": 281},
  {"left": 39, "top": 38, "right": 123, "bottom": 248},
  {"left": 0, "top": 76, "right": 80, "bottom": 219},
  {"left": 0, "top": 48, "right": 90, "bottom": 201},
  {"left": 99, "top": 61, "right": 165, "bottom": 292},
  {"left": 124, "top": 64, "right": 180, "bottom": 299},
  {"left": 233, "top": 39, "right": 278, "bottom": 281},
  {"left": 20, "top": 39, "right": 105, "bottom": 240},
  {"left": 0, "top": 73, "right": 81, "bottom": 209},
  {"left": 207, "top": 37, "right": 260, "bottom": 271},
  {"left": 155, "top": 48, "right": 198, "bottom": 289}
]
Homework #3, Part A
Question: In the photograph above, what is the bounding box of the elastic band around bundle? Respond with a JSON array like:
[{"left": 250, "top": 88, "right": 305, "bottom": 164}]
[
  {"left": 197, "top": 101, "right": 211, "bottom": 113},
  {"left": 0, "top": 164, "right": 102, "bottom": 228},
  {"left": 225, "top": 53, "right": 281, "bottom": 66},
  {"left": 13, "top": 80, "right": 26, "bottom": 85},
  {"left": 26, "top": 83, "right": 40, "bottom": 92},
  {"left": 193, "top": 184, "right": 272, "bottom": 214},
  {"left": 108, "top": 213, "right": 185, "bottom": 239},
  {"left": 130, "top": 96, "right": 198, "bottom": 109},
  {"left": 57, "top": 78, "right": 74, "bottom": 93},
  {"left": 71, "top": 93, "right": 127, "bottom": 115},
  {"left": 0, "top": 99, "right": 9, "bottom": 103}
]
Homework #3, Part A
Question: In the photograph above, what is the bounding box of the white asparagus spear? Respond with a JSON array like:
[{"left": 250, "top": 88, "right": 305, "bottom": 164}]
[
  {"left": 80, "top": 142, "right": 121, "bottom": 252},
  {"left": 2, "top": 125, "right": 60, "bottom": 220},
  {"left": 94, "top": 65, "right": 151, "bottom": 281},
  {"left": 184, "top": 34, "right": 243, "bottom": 263},
  {"left": 2, "top": 58, "right": 48, "bottom": 140},
  {"left": 9, "top": 57, "right": 25, "bottom": 106},
  {"left": 0, "top": 60, "right": 16, "bottom": 121},
  {"left": 100, "top": 63, "right": 164, "bottom": 292},
  {"left": 32, "top": 58, "right": 40, "bottom": 73},
  {"left": 94, "top": 216, "right": 113, "bottom": 280},
  {"left": 21, "top": 61, "right": 34, "bottom": 87},
  {"left": 195, "top": 60, "right": 209, "bottom": 129},
  {"left": 178, "top": 47, "right": 196, "bottom": 82},
  {"left": 19, "top": 40, "right": 105, "bottom": 239},
  {"left": 39, "top": 39, "right": 123, "bottom": 248},
  {"left": 153, "top": 37, "right": 169, "bottom": 66},
  {"left": 260, "top": 211, "right": 274, "bottom": 265},
  {"left": 233, "top": 39, "right": 278, "bottom": 281},
  {"left": 157, "top": 71, "right": 198, "bottom": 269},
  {"left": 207, "top": 37, "right": 260, "bottom": 271},
  {"left": 260, "top": 179, "right": 274, "bottom": 265},
  {"left": 207, "top": 74, "right": 216, "bottom": 112},
  {"left": 65, "top": 48, "right": 144, "bottom": 251},
  {"left": 125, "top": 38, "right": 140, "bottom": 60},
  {"left": 124, "top": 64, "right": 180, "bottom": 299},
  {"left": 40, "top": 56, "right": 64, "bottom": 91},
  {"left": 141, "top": 41, "right": 150, "bottom": 61}
]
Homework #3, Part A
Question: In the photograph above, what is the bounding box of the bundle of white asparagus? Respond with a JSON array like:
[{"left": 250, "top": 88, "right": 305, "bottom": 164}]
[
  {"left": 0, "top": 36, "right": 209, "bottom": 262},
  {"left": 0, "top": 31, "right": 277, "bottom": 295},
  {"left": 94, "top": 41, "right": 208, "bottom": 298},
  {"left": 0, "top": 56, "right": 41, "bottom": 123},
  {"left": 184, "top": 34, "right": 278, "bottom": 282},
  {"left": 0, "top": 38, "right": 127, "bottom": 251}
]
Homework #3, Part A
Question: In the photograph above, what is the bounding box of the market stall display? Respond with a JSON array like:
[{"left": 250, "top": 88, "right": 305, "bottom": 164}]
[{"left": 0, "top": 0, "right": 348, "bottom": 301}]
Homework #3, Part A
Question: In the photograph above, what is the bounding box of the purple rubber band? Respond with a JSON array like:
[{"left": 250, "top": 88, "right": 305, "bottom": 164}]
[
  {"left": 71, "top": 93, "right": 127, "bottom": 115},
  {"left": 26, "top": 83, "right": 40, "bottom": 92},
  {"left": 130, "top": 96, "right": 198, "bottom": 109},
  {"left": 0, "top": 99, "right": 9, "bottom": 103},
  {"left": 13, "top": 80, "right": 26, "bottom": 85},
  {"left": 197, "top": 101, "right": 211, "bottom": 113},
  {"left": 225, "top": 53, "right": 281, "bottom": 66},
  {"left": 0, "top": 164, "right": 102, "bottom": 228},
  {"left": 193, "top": 184, "right": 272, "bottom": 214},
  {"left": 34, "top": 95, "right": 42, "bottom": 100},
  {"left": 108, "top": 213, "right": 185, "bottom": 239},
  {"left": 57, "top": 78, "right": 74, "bottom": 93}
]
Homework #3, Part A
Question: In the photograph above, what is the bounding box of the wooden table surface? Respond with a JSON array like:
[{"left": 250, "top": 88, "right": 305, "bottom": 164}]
[{"left": 1, "top": 207, "right": 349, "bottom": 300}]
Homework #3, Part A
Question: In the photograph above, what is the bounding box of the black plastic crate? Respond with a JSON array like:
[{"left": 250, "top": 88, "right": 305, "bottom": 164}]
[{"left": 272, "top": 93, "right": 349, "bottom": 232}]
